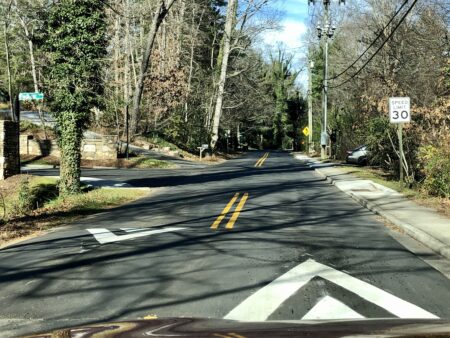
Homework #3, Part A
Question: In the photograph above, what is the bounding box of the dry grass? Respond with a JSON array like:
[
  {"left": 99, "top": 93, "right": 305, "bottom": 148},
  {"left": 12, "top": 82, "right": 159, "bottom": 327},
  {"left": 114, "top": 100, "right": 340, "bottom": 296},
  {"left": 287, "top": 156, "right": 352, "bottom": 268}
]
[
  {"left": 412, "top": 196, "right": 450, "bottom": 218},
  {"left": 182, "top": 151, "right": 240, "bottom": 164},
  {"left": 0, "top": 175, "right": 149, "bottom": 247},
  {"left": 81, "top": 156, "right": 172, "bottom": 169}
]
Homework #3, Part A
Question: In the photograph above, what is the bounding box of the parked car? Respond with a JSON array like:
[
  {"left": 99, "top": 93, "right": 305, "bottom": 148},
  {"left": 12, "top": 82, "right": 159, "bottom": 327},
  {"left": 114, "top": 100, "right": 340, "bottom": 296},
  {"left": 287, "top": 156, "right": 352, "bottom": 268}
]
[{"left": 346, "top": 145, "right": 369, "bottom": 165}]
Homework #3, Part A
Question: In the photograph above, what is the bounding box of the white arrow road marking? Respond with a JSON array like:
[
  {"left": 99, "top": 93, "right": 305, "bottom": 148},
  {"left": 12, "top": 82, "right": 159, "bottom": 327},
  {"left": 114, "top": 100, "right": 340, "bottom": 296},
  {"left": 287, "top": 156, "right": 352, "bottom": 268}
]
[
  {"left": 120, "top": 228, "right": 146, "bottom": 233},
  {"left": 224, "top": 259, "right": 438, "bottom": 321},
  {"left": 302, "top": 296, "right": 364, "bottom": 320},
  {"left": 87, "top": 227, "right": 185, "bottom": 244}
]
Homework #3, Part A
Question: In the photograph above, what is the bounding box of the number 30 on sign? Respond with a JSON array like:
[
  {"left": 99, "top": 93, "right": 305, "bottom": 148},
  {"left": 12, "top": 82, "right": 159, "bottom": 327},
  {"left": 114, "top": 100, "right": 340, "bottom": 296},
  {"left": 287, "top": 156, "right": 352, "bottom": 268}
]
[{"left": 389, "top": 97, "right": 410, "bottom": 123}]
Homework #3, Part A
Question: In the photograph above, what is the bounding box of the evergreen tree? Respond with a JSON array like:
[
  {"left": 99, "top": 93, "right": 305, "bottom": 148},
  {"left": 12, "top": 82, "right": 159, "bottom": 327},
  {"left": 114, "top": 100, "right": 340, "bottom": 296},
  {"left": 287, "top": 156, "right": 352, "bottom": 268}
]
[
  {"left": 267, "top": 51, "right": 298, "bottom": 148},
  {"left": 42, "top": 0, "right": 107, "bottom": 194}
]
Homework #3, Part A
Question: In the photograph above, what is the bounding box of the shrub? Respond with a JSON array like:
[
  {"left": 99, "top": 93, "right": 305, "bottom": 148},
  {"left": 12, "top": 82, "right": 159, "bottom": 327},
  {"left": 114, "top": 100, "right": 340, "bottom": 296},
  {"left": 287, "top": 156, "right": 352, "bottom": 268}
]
[
  {"left": 418, "top": 145, "right": 450, "bottom": 198},
  {"left": 366, "top": 117, "right": 397, "bottom": 170},
  {"left": 366, "top": 116, "right": 420, "bottom": 183},
  {"left": 17, "top": 178, "right": 34, "bottom": 215},
  {"left": 0, "top": 190, "right": 6, "bottom": 222},
  {"left": 20, "top": 120, "right": 39, "bottom": 133}
]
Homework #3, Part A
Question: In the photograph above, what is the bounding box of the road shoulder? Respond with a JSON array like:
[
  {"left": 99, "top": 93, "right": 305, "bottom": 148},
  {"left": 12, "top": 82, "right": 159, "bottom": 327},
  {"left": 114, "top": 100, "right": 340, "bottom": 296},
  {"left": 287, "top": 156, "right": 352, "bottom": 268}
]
[
  {"left": 294, "top": 154, "right": 450, "bottom": 260},
  {"left": 0, "top": 175, "right": 152, "bottom": 249}
]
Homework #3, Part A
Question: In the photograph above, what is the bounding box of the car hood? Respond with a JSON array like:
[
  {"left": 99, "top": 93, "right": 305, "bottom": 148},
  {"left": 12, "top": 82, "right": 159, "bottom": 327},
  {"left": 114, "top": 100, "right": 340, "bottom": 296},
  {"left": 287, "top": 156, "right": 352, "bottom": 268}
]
[{"left": 22, "top": 317, "right": 450, "bottom": 337}]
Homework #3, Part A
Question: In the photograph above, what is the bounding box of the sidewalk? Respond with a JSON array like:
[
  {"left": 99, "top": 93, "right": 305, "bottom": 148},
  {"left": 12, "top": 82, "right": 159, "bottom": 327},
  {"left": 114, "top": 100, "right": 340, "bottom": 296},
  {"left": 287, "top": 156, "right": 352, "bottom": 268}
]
[{"left": 295, "top": 154, "right": 450, "bottom": 260}]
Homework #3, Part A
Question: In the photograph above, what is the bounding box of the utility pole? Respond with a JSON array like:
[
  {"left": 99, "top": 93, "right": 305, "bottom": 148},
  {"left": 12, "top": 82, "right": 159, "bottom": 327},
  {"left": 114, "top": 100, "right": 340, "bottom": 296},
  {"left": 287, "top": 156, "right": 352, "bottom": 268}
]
[
  {"left": 323, "top": 14, "right": 329, "bottom": 160},
  {"left": 308, "top": 0, "right": 345, "bottom": 159},
  {"left": 308, "top": 59, "right": 314, "bottom": 154}
]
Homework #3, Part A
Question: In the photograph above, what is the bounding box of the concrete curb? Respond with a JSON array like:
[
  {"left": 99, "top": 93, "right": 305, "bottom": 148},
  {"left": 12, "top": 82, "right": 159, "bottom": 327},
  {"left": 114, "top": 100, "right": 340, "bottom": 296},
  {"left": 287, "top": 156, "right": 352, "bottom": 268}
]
[
  {"left": 314, "top": 168, "right": 450, "bottom": 260},
  {"left": 101, "top": 186, "right": 151, "bottom": 191},
  {"left": 21, "top": 164, "right": 57, "bottom": 170},
  {"left": 44, "top": 175, "right": 135, "bottom": 189}
]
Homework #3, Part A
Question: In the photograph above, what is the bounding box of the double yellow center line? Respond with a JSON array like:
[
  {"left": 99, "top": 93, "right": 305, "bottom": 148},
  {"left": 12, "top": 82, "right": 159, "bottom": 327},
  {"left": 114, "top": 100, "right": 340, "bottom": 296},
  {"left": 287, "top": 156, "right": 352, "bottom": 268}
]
[
  {"left": 255, "top": 152, "right": 269, "bottom": 167},
  {"left": 211, "top": 192, "right": 249, "bottom": 230}
]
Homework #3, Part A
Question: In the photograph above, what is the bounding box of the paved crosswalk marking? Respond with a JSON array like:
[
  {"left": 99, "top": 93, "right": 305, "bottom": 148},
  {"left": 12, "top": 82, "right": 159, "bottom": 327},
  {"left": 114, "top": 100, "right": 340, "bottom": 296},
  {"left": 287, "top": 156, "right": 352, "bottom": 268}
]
[
  {"left": 224, "top": 259, "right": 438, "bottom": 321},
  {"left": 302, "top": 296, "right": 364, "bottom": 320}
]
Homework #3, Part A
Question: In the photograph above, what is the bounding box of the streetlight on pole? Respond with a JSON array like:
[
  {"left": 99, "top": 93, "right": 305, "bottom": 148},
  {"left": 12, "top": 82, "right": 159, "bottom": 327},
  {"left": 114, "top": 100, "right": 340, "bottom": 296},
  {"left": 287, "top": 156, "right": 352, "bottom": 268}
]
[{"left": 309, "top": 0, "right": 345, "bottom": 159}]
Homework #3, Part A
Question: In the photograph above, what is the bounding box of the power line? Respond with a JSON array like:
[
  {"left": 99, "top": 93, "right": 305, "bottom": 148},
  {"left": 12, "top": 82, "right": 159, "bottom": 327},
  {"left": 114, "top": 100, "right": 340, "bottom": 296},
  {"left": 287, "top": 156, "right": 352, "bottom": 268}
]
[
  {"left": 275, "top": 44, "right": 307, "bottom": 51},
  {"left": 329, "top": 0, "right": 419, "bottom": 89},
  {"left": 328, "top": 0, "right": 409, "bottom": 81}
]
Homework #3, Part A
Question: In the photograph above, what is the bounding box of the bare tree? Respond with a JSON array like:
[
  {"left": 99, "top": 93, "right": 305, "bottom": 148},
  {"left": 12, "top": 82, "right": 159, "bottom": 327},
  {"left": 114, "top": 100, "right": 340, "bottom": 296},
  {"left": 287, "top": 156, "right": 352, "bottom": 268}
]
[
  {"left": 2, "top": 1, "right": 14, "bottom": 119},
  {"left": 130, "top": 0, "right": 177, "bottom": 138},
  {"left": 209, "top": 0, "right": 238, "bottom": 149}
]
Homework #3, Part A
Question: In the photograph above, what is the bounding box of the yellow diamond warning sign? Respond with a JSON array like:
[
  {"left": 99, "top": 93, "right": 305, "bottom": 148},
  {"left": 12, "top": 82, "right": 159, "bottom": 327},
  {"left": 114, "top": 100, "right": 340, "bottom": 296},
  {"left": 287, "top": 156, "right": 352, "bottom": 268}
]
[{"left": 302, "top": 127, "right": 310, "bottom": 136}]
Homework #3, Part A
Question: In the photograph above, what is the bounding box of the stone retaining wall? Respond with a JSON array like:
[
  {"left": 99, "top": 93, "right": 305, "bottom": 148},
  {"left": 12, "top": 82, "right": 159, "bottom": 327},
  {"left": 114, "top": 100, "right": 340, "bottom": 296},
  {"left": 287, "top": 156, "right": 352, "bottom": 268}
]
[
  {"left": 20, "top": 134, "right": 118, "bottom": 160},
  {"left": 0, "top": 120, "right": 20, "bottom": 179},
  {"left": 81, "top": 135, "right": 118, "bottom": 160},
  {"left": 19, "top": 135, "right": 60, "bottom": 157}
]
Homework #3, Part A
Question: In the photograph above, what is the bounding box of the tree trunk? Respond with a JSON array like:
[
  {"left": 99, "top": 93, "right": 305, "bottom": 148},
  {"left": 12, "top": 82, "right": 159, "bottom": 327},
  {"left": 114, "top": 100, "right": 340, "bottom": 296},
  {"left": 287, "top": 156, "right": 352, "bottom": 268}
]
[
  {"left": 161, "top": 19, "right": 167, "bottom": 74},
  {"left": 131, "top": 47, "right": 138, "bottom": 89},
  {"left": 184, "top": 6, "right": 204, "bottom": 122},
  {"left": 124, "top": 0, "right": 131, "bottom": 104},
  {"left": 58, "top": 112, "right": 83, "bottom": 195},
  {"left": 3, "top": 21, "right": 14, "bottom": 121},
  {"left": 124, "top": 0, "right": 131, "bottom": 141},
  {"left": 113, "top": 14, "right": 121, "bottom": 138},
  {"left": 13, "top": 0, "right": 48, "bottom": 135},
  {"left": 26, "top": 27, "right": 48, "bottom": 137},
  {"left": 130, "top": 0, "right": 176, "bottom": 137},
  {"left": 210, "top": 0, "right": 237, "bottom": 150},
  {"left": 176, "top": 0, "right": 186, "bottom": 60}
]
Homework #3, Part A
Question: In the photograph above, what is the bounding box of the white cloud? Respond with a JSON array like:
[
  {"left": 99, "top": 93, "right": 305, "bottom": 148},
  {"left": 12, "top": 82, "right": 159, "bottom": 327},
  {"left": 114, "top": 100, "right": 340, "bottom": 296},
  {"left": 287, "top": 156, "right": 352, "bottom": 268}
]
[
  {"left": 262, "top": 20, "right": 307, "bottom": 49},
  {"left": 260, "top": 20, "right": 309, "bottom": 90}
]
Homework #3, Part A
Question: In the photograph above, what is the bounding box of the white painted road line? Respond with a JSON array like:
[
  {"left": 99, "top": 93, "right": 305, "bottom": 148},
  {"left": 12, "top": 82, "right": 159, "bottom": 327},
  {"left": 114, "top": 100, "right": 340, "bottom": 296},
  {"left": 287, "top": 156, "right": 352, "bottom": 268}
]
[
  {"left": 312, "top": 260, "right": 438, "bottom": 319},
  {"left": 224, "top": 259, "right": 438, "bottom": 321},
  {"left": 87, "top": 227, "right": 185, "bottom": 244},
  {"left": 45, "top": 176, "right": 132, "bottom": 187},
  {"left": 225, "top": 260, "right": 314, "bottom": 321},
  {"left": 302, "top": 296, "right": 364, "bottom": 320},
  {"left": 120, "top": 228, "right": 146, "bottom": 233}
]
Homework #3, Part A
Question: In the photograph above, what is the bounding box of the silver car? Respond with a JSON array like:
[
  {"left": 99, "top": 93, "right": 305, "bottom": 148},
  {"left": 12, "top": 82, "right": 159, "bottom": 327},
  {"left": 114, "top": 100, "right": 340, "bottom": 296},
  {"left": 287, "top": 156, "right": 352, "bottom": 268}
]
[{"left": 346, "top": 145, "right": 369, "bottom": 165}]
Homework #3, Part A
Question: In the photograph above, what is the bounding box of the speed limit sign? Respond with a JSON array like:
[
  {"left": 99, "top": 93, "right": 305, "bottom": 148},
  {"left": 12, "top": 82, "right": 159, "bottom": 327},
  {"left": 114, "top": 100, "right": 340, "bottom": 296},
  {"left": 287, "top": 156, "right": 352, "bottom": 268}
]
[{"left": 389, "top": 97, "right": 410, "bottom": 123}]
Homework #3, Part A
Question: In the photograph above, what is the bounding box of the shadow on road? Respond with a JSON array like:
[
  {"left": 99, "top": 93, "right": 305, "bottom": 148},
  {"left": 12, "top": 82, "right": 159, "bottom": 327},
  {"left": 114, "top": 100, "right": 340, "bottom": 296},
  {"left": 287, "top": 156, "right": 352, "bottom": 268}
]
[{"left": 2, "top": 151, "right": 449, "bottom": 335}]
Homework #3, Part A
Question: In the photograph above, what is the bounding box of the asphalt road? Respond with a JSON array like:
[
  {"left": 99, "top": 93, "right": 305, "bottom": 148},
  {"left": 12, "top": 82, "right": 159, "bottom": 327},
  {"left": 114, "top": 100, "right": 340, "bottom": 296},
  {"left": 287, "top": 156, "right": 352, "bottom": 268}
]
[{"left": 2, "top": 151, "right": 450, "bottom": 336}]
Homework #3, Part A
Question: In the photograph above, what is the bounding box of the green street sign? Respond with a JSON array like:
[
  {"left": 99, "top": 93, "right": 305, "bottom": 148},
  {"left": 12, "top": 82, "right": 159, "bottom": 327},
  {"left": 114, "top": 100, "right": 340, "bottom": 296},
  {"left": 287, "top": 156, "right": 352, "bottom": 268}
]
[{"left": 19, "top": 92, "right": 44, "bottom": 101}]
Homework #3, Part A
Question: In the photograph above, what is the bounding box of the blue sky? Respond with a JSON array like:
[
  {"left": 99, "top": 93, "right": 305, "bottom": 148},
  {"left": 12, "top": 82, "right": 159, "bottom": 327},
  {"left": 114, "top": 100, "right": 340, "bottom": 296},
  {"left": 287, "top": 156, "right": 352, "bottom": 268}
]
[
  {"left": 262, "top": 0, "right": 309, "bottom": 48},
  {"left": 282, "top": 0, "right": 310, "bottom": 22}
]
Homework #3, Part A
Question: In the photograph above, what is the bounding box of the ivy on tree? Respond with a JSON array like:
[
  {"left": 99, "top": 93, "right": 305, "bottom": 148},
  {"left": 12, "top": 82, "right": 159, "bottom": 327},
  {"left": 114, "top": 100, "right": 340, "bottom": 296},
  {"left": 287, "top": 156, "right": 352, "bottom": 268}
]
[{"left": 42, "top": 0, "right": 107, "bottom": 195}]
